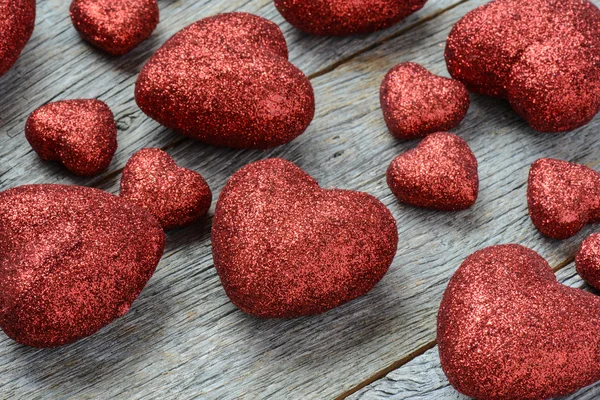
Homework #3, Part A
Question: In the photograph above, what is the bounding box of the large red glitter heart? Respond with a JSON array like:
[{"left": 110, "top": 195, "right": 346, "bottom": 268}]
[
  {"left": 0, "top": 0, "right": 35, "bottom": 78},
  {"left": 274, "top": 0, "right": 427, "bottom": 36},
  {"left": 438, "top": 244, "right": 600, "bottom": 399},
  {"left": 212, "top": 158, "right": 398, "bottom": 318},
  {"left": 528, "top": 158, "right": 600, "bottom": 239},
  {"left": 576, "top": 233, "right": 600, "bottom": 291},
  {"left": 135, "top": 13, "right": 315, "bottom": 149},
  {"left": 445, "top": 0, "right": 600, "bottom": 132},
  {"left": 120, "top": 148, "right": 212, "bottom": 230},
  {"left": 25, "top": 99, "right": 118, "bottom": 176},
  {"left": 0, "top": 185, "right": 165, "bottom": 348},
  {"left": 380, "top": 63, "right": 470, "bottom": 139},
  {"left": 70, "top": 0, "right": 159, "bottom": 56},
  {"left": 387, "top": 132, "right": 478, "bottom": 210}
]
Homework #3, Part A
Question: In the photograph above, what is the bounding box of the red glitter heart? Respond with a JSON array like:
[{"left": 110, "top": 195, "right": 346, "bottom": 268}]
[
  {"left": 212, "top": 158, "right": 398, "bottom": 318},
  {"left": 576, "top": 233, "right": 600, "bottom": 291},
  {"left": 0, "top": 0, "right": 35, "bottom": 78},
  {"left": 0, "top": 185, "right": 165, "bottom": 348},
  {"left": 25, "top": 99, "right": 118, "bottom": 176},
  {"left": 274, "top": 0, "right": 427, "bottom": 36},
  {"left": 135, "top": 13, "right": 315, "bottom": 149},
  {"left": 387, "top": 132, "right": 478, "bottom": 210},
  {"left": 70, "top": 0, "right": 159, "bottom": 56},
  {"left": 120, "top": 148, "right": 212, "bottom": 230},
  {"left": 528, "top": 158, "right": 600, "bottom": 240},
  {"left": 380, "top": 63, "right": 470, "bottom": 139},
  {"left": 445, "top": 0, "right": 600, "bottom": 132},
  {"left": 438, "top": 244, "right": 600, "bottom": 399}
]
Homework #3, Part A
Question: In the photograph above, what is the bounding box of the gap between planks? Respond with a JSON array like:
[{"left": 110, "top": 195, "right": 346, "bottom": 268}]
[{"left": 86, "top": 0, "right": 473, "bottom": 191}]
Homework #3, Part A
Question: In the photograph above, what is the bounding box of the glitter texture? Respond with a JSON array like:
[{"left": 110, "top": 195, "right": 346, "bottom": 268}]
[
  {"left": 25, "top": 99, "right": 118, "bottom": 176},
  {"left": 70, "top": 0, "right": 159, "bottom": 56},
  {"left": 120, "top": 148, "right": 212, "bottom": 230},
  {"left": 0, "top": 0, "right": 35, "bottom": 78},
  {"left": 445, "top": 0, "right": 600, "bottom": 132},
  {"left": 386, "top": 132, "right": 478, "bottom": 210},
  {"left": 576, "top": 233, "right": 600, "bottom": 290},
  {"left": 380, "top": 62, "right": 470, "bottom": 139},
  {"left": 274, "top": 0, "right": 427, "bottom": 36},
  {"left": 0, "top": 185, "right": 165, "bottom": 348},
  {"left": 135, "top": 13, "right": 315, "bottom": 149},
  {"left": 438, "top": 244, "right": 600, "bottom": 400},
  {"left": 527, "top": 158, "right": 600, "bottom": 240},
  {"left": 212, "top": 158, "right": 398, "bottom": 318}
]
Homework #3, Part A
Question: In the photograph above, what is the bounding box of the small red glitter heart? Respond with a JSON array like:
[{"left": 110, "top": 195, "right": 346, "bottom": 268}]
[
  {"left": 0, "top": 185, "right": 165, "bottom": 348},
  {"left": 120, "top": 148, "right": 212, "bottom": 230},
  {"left": 70, "top": 0, "right": 159, "bottom": 56},
  {"left": 576, "top": 233, "right": 600, "bottom": 290},
  {"left": 445, "top": 0, "right": 600, "bottom": 132},
  {"left": 135, "top": 13, "right": 314, "bottom": 149},
  {"left": 380, "top": 62, "right": 470, "bottom": 139},
  {"left": 25, "top": 99, "right": 118, "bottom": 176},
  {"left": 438, "top": 244, "right": 600, "bottom": 399},
  {"left": 274, "top": 0, "right": 427, "bottom": 36},
  {"left": 0, "top": 0, "right": 36, "bottom": 78},
  {"left": 386, "top": 132, "right": 478, "bottom": 210},
  {"left": 528, "top": 158, "right": 600, "bottom": 239},
  {"left": 212, "top": 158, "right": 398, "bottom": 318}
]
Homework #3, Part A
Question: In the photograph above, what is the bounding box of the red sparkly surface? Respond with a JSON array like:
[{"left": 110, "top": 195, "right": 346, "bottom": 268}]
[
  {"left": 0, "top": 185, "right": 165, "bottom": 348},
  {"left": 527, "top": 158, "right": 600, "bottom": 240},
  {"left": 438, "top": 244, "right": 600, "bottom": 400},
  {"left": 120, "top": 148, "right": 212, "bottom": 230},
  {"left": 576, "top": 233, "right": 600, "bottom": 291},
  {"left": 135, "top": 13, "right": 314, "bottom": 149},
  {"left": 70, "top": 0, "right": 159, "bottom": 56},
  {"left": 274, "top": 0, "right": 427, "bottom": 36},
  {"left": 386, "top": 132, "right": 478, "bottom": 211},
  {"left": 25, "top": 99, "right": 117, "bottom": 176},
  {"left": 380, "top": 63, "right": 470, "bottom": 139},
  {"left": 212, "top": 158, "right": 398, "bottom": 318},
  {"left": 445, "top": 0, "right": 600, "bottom": 132},
  {"left": 0, "top": 0, "right": 35, "bottom": 78}
]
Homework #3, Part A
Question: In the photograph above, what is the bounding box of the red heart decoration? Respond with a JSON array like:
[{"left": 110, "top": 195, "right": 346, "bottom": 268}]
[
  {"left": 438, "top": 244, "right": 600, "bottom": 399},
  {"left": 70, "top": 0, "right": 159, "bottom": 56},
  {"left": 135, "top": 13, "right": 315, "bottom": 149},
  {"left": 386, "top": 132, "right": 478, "bottom": 210},
  {"left": 380, "top": 63, "right": 470, "bottom": 139},
  {"left": 274, "top": 0, "right": 427, "bottom": 36},
  {"left": 445, "top": 0, "right": 600, "bottom": 132},
  {"left": 576, "top": 233, "right": 600, "bottom": 290},
  {"left": 120, "top": 148, "right": 212, "bottom": 230},
  {"left": 212, "top": 158, "right": 398, "bottom": 318},
  {"left": 528, "top": 158, "right": 600, "bottom": 239},
  {"left": 0, "top": 0, "right": 35, "bottom": 78},
  {"left": 25, "top": 99, "right": 118, "bottom": 176},
  {"left": 0, "top": 185, "right": 165, "bottom": 348}
]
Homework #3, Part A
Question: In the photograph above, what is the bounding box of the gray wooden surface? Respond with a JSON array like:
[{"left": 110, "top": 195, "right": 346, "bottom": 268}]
[{"left": 1, "top": 0, "right": 600, "bottom": 398}]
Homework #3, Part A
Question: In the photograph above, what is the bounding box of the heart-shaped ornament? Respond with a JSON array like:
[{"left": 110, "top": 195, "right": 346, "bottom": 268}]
[
  {"left": 438, "top": 244, "right": 600, "bottom": 399},
  {"left": 135, "top": 13, "right": 315, "bottom": 149},
  {"left": 387, "top": 132, "right": 478, "bottom": 210},
  {"left": 380, "top": 63, "right": 470, "bottom": 139},
  {"left": 528, "top": 158, "right": 600, "bottom": 239},
  {"left": 576, "top": 233, "right": 600, "bottom": 290},
  {"left": 25, "top": 99, "right": 118, "bottom": 176},
  {"left": 120, "top": 148, "right": 212, "bottom": 230},
  {"left": 70, "top": 0, "right": 159, "bottom": 56},
  {"left": 212, "top": 158, "right": 398, "bottom": 318},
  {"left": 0, "top": 185, "right": 165, "bottom": 348},
  {"left": 274, "top": 0, "right": 427, "bottom": 36},
  {"left": 0, "top": 0, "right": 36, "bottom": 78}
]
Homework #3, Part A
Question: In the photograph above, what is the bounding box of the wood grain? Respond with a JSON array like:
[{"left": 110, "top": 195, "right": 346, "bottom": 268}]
[
  {"left": 1, "top": 0, "right": 600, "bottom": 398},
  {"left": 350, "top": 264, "right": 600, "bottom": 400}
]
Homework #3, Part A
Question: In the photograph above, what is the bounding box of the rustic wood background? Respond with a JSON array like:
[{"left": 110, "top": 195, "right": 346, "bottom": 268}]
[{"left": 1, "top": 0, "right": 600, "bottom": 398}]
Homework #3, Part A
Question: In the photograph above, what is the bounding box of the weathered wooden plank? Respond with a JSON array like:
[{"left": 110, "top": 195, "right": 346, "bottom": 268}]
[{"left": 350, "top": 264, "right": 600, "bottom": 400}]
